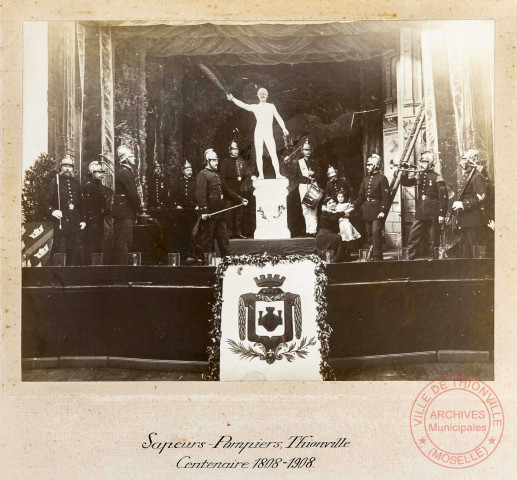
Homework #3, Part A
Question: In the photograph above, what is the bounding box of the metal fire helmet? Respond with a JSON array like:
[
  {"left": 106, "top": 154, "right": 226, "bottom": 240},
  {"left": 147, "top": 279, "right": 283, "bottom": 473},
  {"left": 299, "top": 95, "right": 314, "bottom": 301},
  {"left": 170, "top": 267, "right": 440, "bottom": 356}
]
[
  {"left": 420, "top": 151, "right": 435, "bottom": 168},
  {"left": 88, "top": 160, "right": 104, "bottom": 174},
  {"left": 229, "top": 140, "right": 239, "bottom": 153},
  {"left": 366, "top": 154, "right": 381, "bottom": 169},
  {"left": 327, "top": 166, "right": 338, "bottom": 178},
  {"left": 204, "top": 148, "right": 218, "bottom": 165},
  {"left": 182, "top": 160, "right": 192, "bottom": 170},
  {"left": 461, "top": 148, "right": 479, "bottom": 162},
  {"left": 60, "top": 156, "right": 74, "bottom": 167}
]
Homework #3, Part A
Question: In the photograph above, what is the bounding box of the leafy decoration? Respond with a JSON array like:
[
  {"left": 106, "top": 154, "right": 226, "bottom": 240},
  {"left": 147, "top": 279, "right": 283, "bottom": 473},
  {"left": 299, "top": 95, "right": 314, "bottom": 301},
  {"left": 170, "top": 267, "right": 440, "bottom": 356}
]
[{"left": 204, "top": 254, "right": 335, "bottom": 381}]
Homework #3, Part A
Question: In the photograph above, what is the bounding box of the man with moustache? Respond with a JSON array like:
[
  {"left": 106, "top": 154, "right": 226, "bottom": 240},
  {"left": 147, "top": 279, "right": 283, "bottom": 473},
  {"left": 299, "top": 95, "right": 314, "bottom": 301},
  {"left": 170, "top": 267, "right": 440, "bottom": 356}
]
[
  {"left": 110, "top": 145, "right": 141, "bottom": 265},
  {"left": 451, "top": 148, "right": 486, "bottom": 258},
  {"left": 45, "top": 156, "right": 86, "bottom": 265},
  {"left": 195, "top": 148, "right": 248, "bottom": 257},
  {"left": 284, "top": 138, "right": 326, "bottom": 237},
  {"left": 220, "top": 140, "right": 253, "bottom": 239},
  {"left": 168, "top": 160, "right": 198, "bottom": 263},
  {"left": 82, "top": 160, "right": 113, "bottom": 264},
  {"left": 351, "top": 154, "right": 390, "bottom": 261}
]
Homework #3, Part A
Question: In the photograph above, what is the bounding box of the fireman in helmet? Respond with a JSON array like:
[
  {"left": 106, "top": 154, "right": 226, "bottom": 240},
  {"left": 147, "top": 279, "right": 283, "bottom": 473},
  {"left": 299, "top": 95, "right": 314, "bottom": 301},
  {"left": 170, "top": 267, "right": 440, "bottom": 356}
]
[
  {"left": 351, "top": 154, "right": 390, "bottom": 261},
  {"left": 82, "top": 160, "right": 113, "bottom": 264},
  {"left": 219, "top": 140, "right": 253, "bottom": 238},
  {"left": 401, "top": 151, "right": 448, "bottom": 259}
]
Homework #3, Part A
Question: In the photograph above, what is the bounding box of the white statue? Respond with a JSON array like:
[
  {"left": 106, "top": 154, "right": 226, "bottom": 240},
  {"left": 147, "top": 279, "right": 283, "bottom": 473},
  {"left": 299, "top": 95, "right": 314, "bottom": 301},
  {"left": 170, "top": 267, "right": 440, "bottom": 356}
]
[{"left": 227, "top": 88, "right": 289, "bottom": 180}]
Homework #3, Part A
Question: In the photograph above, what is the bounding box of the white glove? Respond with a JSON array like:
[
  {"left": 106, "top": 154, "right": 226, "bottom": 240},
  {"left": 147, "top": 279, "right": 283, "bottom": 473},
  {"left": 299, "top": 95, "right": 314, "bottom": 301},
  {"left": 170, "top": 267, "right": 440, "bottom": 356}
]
[
  {"left": 227, "top": 94, "right": 234, "bottom": 101},
  {"left": 201, "top": 214, "right": 209, "bottom": 221},
  {"left": 282, "top": 128, "right": 289, "bottom": 136},
  {"left": 79, "top": 222, "right": 86, "bottom": 230},
  {"left": 377, "top": 212, "right": 385, "bottom": 219},
  {"left": 241, "top": 199, "right": 249, "bottom": 206},
  {"left": 52, "top": 210, "right": 62, "bottom": 219},
  {"left": 452, "top": 201, "right": 464, "bottom": 211},
  {"left": 488, "top": 220, "right": 495, "bottom": 231},
  {"left": 438, "top": 216, "right": 445, "bottom": 225}
]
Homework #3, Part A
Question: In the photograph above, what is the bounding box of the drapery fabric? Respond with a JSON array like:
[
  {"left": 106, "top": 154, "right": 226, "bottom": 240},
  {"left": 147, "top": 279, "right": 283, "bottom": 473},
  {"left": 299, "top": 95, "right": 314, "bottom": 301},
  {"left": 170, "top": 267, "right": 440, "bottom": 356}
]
[
  {"left": 76, "top": 23, "right": 86, "bottom": 183},
  {"left": 447, "top": 25, "right": 494, "bottom": 177},
  {"left": 83, "top": 22, "right": 396, "bottom": 65},
  {"left": 99, "top": 26, "right": 115, "bottom": 190}
]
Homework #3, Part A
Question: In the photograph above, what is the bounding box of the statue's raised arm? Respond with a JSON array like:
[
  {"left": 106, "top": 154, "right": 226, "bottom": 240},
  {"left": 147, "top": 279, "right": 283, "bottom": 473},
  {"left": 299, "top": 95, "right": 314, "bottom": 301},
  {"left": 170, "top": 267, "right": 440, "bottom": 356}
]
[{"left": 227, "top": 94, "right": 254, "bottom": 112}]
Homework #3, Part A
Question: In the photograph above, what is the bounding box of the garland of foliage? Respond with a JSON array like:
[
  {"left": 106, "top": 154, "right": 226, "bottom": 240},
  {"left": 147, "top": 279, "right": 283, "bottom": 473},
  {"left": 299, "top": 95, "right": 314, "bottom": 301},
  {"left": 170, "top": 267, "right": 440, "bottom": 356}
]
[{"left": 205, "top": 253, "right": 336, "bottom": 381}]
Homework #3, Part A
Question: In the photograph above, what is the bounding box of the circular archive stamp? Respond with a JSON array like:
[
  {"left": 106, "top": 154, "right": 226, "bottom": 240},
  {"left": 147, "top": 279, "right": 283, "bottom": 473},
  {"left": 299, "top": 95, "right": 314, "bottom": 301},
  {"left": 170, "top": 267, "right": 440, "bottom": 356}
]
[{"left": 410, "top": 375, "right": 504, "bottom": 469}]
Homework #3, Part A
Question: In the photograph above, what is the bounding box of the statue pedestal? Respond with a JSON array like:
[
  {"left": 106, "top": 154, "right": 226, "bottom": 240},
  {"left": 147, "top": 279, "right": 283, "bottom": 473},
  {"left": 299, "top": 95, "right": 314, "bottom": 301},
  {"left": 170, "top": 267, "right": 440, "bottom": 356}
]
[{"left": 253, "top": 178, "right": 290, "bottom": 239}]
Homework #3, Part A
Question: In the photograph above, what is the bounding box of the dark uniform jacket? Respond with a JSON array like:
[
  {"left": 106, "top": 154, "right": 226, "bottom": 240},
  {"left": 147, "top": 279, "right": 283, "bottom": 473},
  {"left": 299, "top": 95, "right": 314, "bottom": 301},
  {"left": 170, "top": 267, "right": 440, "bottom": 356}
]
[
  {"left": 195, "top": 168, "right": 242, "bottom": 214},
  {"left": 46, "top": 174, "right": 84, "bottom": 233},
  {"left": 353, "top": 172, "right": 390, "bottom": 221},
  {"left": 401, "top": 170, "right": 448, "bottom": 220},
  {"left": 325, "top": 177, "right": 354, "bottom": 202},
  {"left": 285, "top": 157, "right": 326, "bottom": 194},
  {"left": 169, "top": 176, "right": 197, "bottom": 209},
  {"left": 456, "top": 169, "right": 486, "bottom": 228},
  {"left": 220, "top": 155, "right": 253, "bottom": 198},
  {"left": 319, "top": 210, "right": 345, "bottom": 233},
  {"left": 148, "top": 173, "right": 168, "bottom": 209},
  {"left": 82, "top": 177, "right": 113, "bottom": 227},
  {"left": 111, "top": 163, "right": 140, "bottom": 220}
]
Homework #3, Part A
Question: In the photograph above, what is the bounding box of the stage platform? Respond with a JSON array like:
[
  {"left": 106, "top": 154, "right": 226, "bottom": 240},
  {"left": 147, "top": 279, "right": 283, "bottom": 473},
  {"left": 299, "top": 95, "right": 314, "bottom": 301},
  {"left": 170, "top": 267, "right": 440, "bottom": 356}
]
[
  {"left": 228, "top": 237, "right": 316, "bottom": 256},
  {"left": 22, "top": 258, "right": 494, "bottom": 374}
]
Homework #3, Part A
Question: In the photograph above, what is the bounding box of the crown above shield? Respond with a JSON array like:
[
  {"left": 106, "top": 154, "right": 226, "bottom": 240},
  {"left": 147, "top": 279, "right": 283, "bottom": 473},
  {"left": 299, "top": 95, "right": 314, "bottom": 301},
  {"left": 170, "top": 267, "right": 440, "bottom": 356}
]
[{"left": 253, "top": 274, "right": 286, "bottom": 288}]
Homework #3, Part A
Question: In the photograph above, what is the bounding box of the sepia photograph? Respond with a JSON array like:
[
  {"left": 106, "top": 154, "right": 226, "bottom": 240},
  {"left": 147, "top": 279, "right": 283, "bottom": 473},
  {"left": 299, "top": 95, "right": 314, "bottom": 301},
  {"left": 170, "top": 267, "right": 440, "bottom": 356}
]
[
  {"left": 20, "top": 19, "right": 495, "bottom": 382},
  {"left": 3, "top": 1, "right": 516, "bottom": 478}
]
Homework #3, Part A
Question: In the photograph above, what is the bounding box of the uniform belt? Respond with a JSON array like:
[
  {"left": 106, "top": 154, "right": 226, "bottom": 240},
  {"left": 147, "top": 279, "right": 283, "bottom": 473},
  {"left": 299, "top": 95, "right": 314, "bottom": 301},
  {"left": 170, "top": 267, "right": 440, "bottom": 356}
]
[
  {"left": 115, "top": 193, "right": 127, "bottom": 197},
  {"left": 366, "top": 198, "right": 379, "bottom": 202}
]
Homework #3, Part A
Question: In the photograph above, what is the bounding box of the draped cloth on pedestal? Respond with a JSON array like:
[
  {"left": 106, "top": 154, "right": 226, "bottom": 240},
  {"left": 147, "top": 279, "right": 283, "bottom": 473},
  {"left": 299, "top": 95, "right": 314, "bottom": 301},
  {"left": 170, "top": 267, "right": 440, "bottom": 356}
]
[{"left": 207, "top": 254, "right": 335, "bottom": 381}]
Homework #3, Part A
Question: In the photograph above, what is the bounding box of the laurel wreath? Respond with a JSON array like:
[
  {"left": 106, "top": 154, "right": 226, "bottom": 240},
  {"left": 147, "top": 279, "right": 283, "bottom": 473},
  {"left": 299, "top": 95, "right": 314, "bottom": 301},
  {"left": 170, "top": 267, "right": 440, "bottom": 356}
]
[
  {"left": 257, "top": 205, "right": 286, "bottom": 221},
  {"left": 226, "top": 337, "right": 317, "bottom": 363},
  {"left": 205, "top": 253, "right": 335, "bottom": 381}
]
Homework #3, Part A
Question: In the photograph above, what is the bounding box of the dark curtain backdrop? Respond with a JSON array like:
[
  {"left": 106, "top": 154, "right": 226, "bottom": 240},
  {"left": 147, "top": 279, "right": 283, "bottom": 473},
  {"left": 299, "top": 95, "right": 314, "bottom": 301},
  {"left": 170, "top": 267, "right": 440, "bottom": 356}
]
[{"left": 108, "top": 23, "right": 391, "bottom": 194}]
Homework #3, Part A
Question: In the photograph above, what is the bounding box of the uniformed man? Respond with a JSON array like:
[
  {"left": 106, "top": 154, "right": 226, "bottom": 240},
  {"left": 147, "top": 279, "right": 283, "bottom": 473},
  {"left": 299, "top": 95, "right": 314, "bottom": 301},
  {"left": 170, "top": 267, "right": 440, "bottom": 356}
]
[
  {"left": 46, "top": 156, "right": 86, "bottom": 265},
  {"left": 452, "top": 148, "right": 486, "bottom": 258},
  {"left": 82, "top": 160, "right": 113, "bottom": 264},
  {"left": 148, "top": 162, "right": 168, "bottom": 210},
  {"left": 110, "top": 145, "right": 141, "bottom": 265},
  {"left": 325, "top": 166, "right": 354, "bottom": 203},
  {"left": 284, "top": 138, "right": 326, "bottom": 237},
  {"left": 401, "top": 152, "right": 448, "bottom": 259},
  {"left": 195, "top": 148, "right": 248, "bottom": 257},
  {"left": 220, "top": 140, "right": 253, "bottom": 238},
  {"left": 168, "top": 160, "right": 198, "bottom": 262},
  {"left": 352, "top": 154, "right": 390, "bottom": 261}
]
